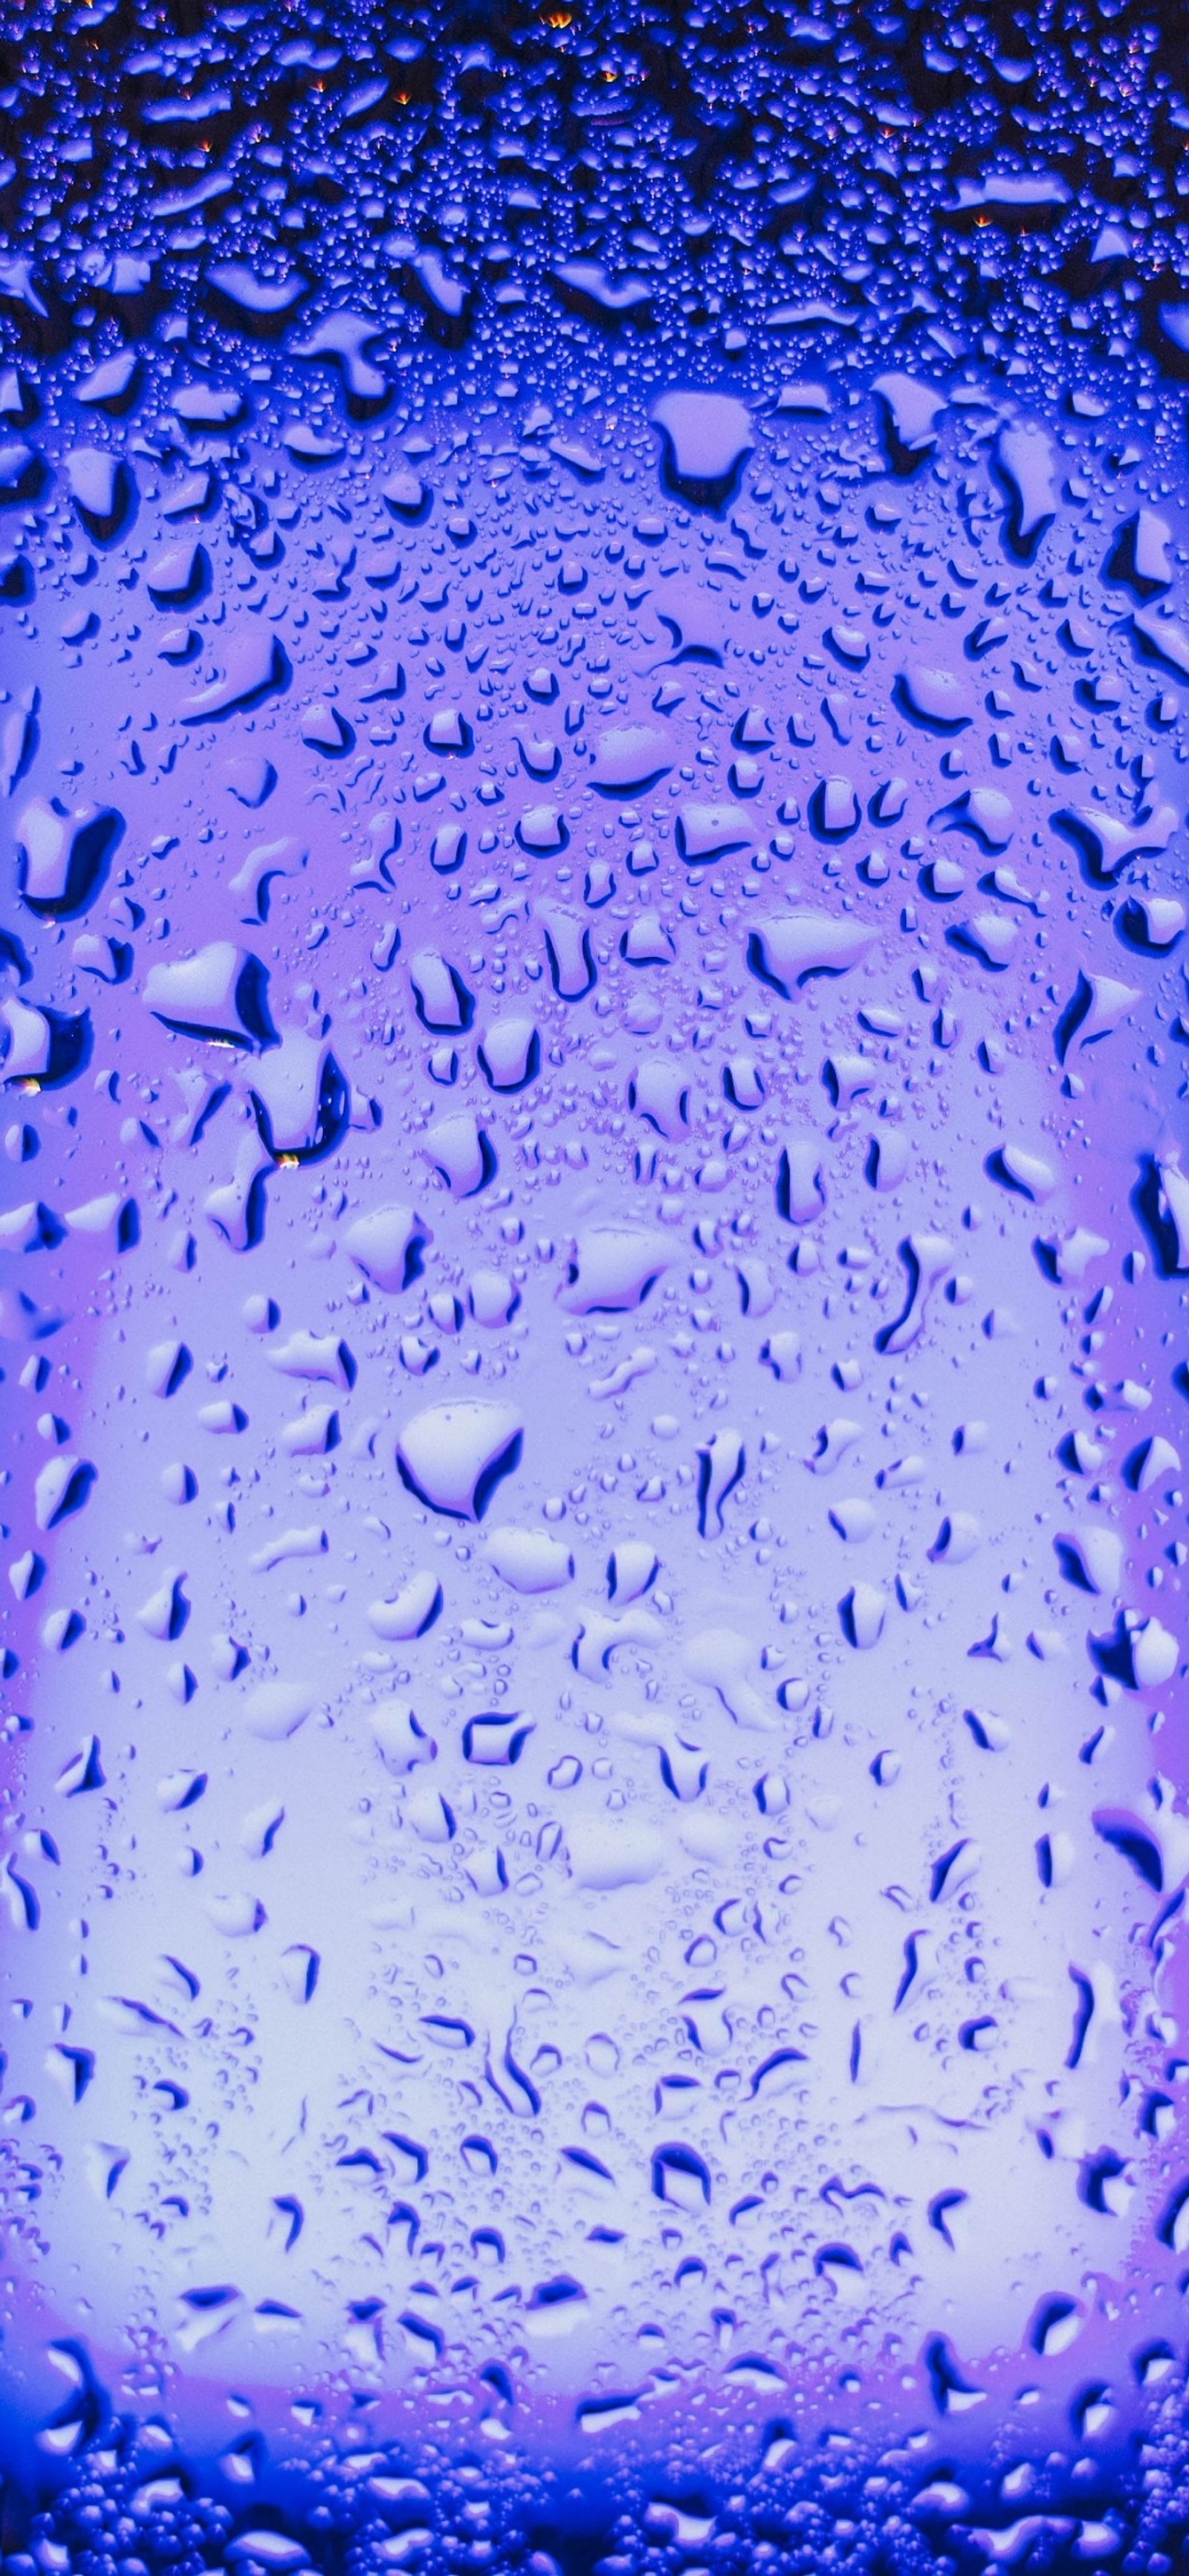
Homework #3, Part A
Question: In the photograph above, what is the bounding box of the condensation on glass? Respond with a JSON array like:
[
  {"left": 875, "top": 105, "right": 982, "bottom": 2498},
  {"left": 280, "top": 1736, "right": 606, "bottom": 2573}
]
[{"left": 0, "top": 3, "right": 1188, "bottom": 2569}]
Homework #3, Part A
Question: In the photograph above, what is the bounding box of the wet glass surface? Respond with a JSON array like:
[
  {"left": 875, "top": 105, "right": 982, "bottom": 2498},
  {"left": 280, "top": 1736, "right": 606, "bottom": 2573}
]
[{"left": 4, "top": 1, "right": 1189, "bottom": 2566}]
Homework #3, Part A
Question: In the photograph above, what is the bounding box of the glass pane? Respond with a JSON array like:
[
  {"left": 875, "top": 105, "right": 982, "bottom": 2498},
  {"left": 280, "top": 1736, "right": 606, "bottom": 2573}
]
[{"left": 1, "top": 8, "right": 1187, "bottom": 2572}]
